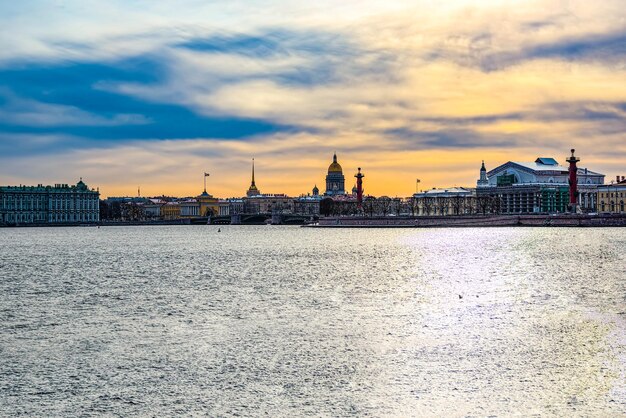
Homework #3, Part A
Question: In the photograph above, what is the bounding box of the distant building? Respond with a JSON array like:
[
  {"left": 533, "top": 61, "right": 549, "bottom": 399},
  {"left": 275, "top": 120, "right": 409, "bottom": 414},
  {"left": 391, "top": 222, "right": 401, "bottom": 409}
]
[
  {"left": 476, "top": 155, "right": 604, "bottom": 213},
  {"left": 0, "top": 179, "right": 100, "bottom": 225},
  {"left": 161, "top": 201, "right": 181, "bottom": 220},
  {"left": 413, "top": 187, "right": 476, "bottom": 216},
  {"left": 294, "top": 185, "right": 324, "bottom": 215},
  {"left": 179, "top": 199, "right": 200, "bottom": 218},
  {"left": 227, "top": 198, "right": 245, "bottom": 215},
  {"left": 598, "top": 176, "right": 626, "bottom": 213},
  {"left": 325, "top": 153, "right": 346, "bottom": 196},
  {"left": 245, "top": 194, "right": 294, "bottom": 214},
  {"left": 144, "top": 198, "right": 167, "bottom": 219}
]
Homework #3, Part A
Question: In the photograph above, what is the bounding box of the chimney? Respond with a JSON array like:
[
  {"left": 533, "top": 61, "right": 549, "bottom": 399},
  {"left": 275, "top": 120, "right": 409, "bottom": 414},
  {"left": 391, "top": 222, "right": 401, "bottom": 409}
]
[
  {"left": 618, "top": 175, "right": 621, "bottom": 183},
  {"left": 622, "top": 176, "right": 625, "bottom": 182}
]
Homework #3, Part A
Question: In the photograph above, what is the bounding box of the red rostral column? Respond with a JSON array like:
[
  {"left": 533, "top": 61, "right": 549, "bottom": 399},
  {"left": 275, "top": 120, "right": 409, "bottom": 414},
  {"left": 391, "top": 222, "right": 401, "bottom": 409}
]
[
  {"left": 355, "top": 167, "right": 364, "bottom": 208},
  {"left": 566, "top": 148, "right": 580, "bottom": 212}
]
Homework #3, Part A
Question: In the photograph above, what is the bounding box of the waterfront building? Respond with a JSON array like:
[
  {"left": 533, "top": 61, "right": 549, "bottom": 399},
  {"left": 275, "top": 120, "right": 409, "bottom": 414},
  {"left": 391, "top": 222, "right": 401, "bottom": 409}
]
[
  {"left": 294, "top": 195, "right": 322, "bottom": 215},
  {"left": 161, "top": 202, "right": 181, "bottom": 220},
  {"left": 245, "top": 194, "right": 294, "bottom": 214},
  {"left": 476, "top": 155, "right": 604, "bottom": 213},
  {"left": 144, "top": 198, "right": 166, "bottom": 219},
  {"left": 413, "top": 187, "right": 476, "bottom": 216},
  {"left": 227, "top": 198, "right": 245, "bottom": 215},
  {"left": 598, "top": 176, "right": 626, "bottom": 213},
  {"left": 294, "top": 186, "right": 324, "bottom": 215},
  {"left": 179, "top": 199, "right": 200, "bottom": 218},
  {"left": 197, "top": 191, "right": 219, "bottom": 217},
  {"left": 0, "top": 179, "right": 100, "bottom": 225},
  {"left": 218, "top": 200, "right": 230, "bottom": 216},
  {"left": 325, "top": 153, "right": 346, "bottom": 196}
]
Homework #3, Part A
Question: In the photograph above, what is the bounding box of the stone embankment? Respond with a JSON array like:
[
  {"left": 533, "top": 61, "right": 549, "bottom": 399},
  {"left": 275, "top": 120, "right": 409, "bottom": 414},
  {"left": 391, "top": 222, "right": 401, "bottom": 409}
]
[{"left": 313, "top": 214, "right": 626, "bottom": 228}]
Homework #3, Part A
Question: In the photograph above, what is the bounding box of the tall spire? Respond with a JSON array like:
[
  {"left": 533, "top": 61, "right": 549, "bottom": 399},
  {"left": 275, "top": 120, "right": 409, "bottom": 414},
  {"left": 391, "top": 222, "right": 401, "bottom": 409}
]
[
  {"left": 333, "top": 152, "right": 337, "bottom": 163},
  {"left": 251, "top": 158, "right": 256, "bottom": 186},
  {"left": 247, "top": 158, "right": 260, "bottom": 196}
]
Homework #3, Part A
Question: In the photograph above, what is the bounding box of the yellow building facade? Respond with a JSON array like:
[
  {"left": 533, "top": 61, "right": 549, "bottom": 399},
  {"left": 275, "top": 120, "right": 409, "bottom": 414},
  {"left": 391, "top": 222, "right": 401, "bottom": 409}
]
[
  {"left": 597, "top": 180, "right": 626, "bottom": 213},
  {"left": 161, "top": 202, "right": 181, "bottom": 220},
  {"left": 197, "top": 191, "right": 220, "bottom": 217}
]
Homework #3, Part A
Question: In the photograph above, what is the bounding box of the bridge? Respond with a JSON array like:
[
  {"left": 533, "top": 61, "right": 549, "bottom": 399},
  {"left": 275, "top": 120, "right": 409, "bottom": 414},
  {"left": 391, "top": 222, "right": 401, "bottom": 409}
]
[{"left": 206, "top": 213, "right": 318, "bottom": 225}]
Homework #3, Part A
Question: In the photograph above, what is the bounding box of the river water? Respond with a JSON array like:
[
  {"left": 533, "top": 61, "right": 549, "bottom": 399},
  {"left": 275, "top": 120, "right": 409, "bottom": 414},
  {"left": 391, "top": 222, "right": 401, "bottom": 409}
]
[{"left": 0, "top": 226, "right": 624, "bottom": 416}]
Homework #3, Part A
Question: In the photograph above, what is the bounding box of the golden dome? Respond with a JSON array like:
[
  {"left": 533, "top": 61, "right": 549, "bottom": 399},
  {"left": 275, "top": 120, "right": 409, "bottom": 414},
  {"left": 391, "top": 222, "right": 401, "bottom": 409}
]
[{"left": 328, "top": 153, "right": 343, "bottom": 173}]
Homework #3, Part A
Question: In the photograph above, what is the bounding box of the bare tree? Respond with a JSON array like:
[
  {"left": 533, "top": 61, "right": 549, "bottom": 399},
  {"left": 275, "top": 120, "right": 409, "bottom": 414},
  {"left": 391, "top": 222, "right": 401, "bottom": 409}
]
[
  {"left": 435, "top": 197, "right": 447, "bottom": 216},
  {"left": 408, "top": 197, "right": 419, "bottom": 216},
  {"left": 393, "top": 198, "right": 403, "bottom": 216},
  {"left": 319, "top": 198, "right": 334, "bottom": 217},
  {"left": 377, "top": 196, "right": 392, "bottom": 216},
  {"left": 364, "top": 196, "right": 376, "bottom": 217},
  {"left": 489, "top": 195, "right": 501, "bottom": 214},
  {"left": 477, "top": 195, "right": 490, "bottom": 215},
  {"left": 451, "top": 195, "right": 463, "bottom": 215},
  {"left": 422, "top": 197, "right": 434, "bottom": 216}
]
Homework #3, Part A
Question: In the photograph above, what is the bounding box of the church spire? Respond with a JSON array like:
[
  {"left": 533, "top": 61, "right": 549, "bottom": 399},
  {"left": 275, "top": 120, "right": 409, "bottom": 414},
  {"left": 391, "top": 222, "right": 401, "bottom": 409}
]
[{"left": 478, "top": 160, "right": 488, "bottom": 186}]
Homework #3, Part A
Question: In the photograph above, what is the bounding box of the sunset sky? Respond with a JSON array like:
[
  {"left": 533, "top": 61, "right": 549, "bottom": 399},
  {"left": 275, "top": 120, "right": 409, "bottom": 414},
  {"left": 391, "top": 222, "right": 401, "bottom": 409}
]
[{"left": 1, "top": 0, "right": 625, "bottom": 198}]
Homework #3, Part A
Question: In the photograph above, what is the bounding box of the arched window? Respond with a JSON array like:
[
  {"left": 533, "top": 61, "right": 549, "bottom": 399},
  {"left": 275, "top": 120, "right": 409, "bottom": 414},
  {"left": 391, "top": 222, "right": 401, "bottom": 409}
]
[
  {"left": 610, "top": 201, "right": 615, "bottom": 212},
  {"left": 621, "top": 201, "right": 625, "bottom": 212},
  {"left": 601, "top": 202, "right": 606, "bottom": 212}
]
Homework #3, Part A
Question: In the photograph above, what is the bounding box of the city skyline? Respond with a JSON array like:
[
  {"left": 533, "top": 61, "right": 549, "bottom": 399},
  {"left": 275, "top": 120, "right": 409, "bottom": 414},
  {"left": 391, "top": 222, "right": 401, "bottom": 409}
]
[{"left": 1, "top": 1, "right": 625, "bottom": 198}]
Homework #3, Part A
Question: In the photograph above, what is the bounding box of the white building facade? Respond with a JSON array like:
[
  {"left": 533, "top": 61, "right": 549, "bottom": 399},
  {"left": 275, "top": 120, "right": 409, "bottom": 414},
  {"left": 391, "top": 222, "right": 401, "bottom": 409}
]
[{"left": 477, "top": 157, "right": 604, "bottom": 213}]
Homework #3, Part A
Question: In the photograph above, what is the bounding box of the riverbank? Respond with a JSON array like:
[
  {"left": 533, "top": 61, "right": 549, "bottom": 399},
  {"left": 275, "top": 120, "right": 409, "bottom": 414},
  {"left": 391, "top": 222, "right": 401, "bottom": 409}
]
[
  {"left": 311, "top": 213, "right": 626, "bottom": 227},
  {"left": 0, "top": 219, "right": 193, "bottom": 228},
  {"left": 3, "top": 213, "right": 626, "bottom": 228}
]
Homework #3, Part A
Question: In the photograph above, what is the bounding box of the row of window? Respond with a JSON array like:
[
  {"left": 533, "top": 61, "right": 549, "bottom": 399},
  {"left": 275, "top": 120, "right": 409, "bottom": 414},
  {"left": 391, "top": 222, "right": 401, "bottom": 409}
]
[
  {"left": 599, "top": 201, "right": 626, "bottom": 212},
  {"left": 1, "top": 213, "right": 99, "bottom": 223},
  {"left": 599, "top": 192, "right": 625, "bottom": 198}
]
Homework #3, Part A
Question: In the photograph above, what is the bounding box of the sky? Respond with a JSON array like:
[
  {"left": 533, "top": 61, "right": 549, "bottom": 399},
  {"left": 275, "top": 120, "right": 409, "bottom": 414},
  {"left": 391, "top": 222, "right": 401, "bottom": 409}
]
[{"left": 0, "top": 0, "right": 625, "bottom": 198}]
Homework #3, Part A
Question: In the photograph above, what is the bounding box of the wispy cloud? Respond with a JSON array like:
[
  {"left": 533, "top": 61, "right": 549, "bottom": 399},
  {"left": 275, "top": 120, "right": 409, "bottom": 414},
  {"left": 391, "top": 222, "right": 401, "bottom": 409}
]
[{"left": 0, "top": 0, "right": 624, "bottom": 196}]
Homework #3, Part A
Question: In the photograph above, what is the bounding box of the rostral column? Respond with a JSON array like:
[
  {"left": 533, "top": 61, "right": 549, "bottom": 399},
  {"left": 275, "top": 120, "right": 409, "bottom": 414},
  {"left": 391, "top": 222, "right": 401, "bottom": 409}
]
[
  {"left": 355, "top": 167, "right": 364, "bottom": 208},
  {"left": 566, "top": 149, "right": 580, "bottom": 212}
]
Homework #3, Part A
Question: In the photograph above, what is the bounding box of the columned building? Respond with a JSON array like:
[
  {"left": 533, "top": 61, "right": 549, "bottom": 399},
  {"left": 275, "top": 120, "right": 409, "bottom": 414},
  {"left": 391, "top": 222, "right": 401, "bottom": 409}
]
[
  {"left": 325, "top": 153, "right": 345, "bottom": 196},
  {"left": 245, "top": 194, "right": 294, "bottom": 214},
  {"left": 413, "top": 187, "right": 476, "bottom": 216},
  {"left": 179, "top": 199, "right": 200, "bottom": 218},
  {"left": 0, "top": 179, "right": 100, "bottom": 225},
  {"left": 476, "top": 155, "right": 604, "bottom": 214}
]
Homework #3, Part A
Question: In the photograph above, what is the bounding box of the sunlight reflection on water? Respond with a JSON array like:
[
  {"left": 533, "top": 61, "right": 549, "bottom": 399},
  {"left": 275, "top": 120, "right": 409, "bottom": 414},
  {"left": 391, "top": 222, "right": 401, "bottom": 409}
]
[{"left": 0, "top": 226, "right": 624, "bottom": 416}]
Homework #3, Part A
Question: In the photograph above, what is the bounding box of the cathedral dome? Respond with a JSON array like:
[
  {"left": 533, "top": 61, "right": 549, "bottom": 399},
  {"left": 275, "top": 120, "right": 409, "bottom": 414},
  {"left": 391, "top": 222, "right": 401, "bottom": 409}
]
[{"left": 328, "top": 153, "right": 343, "bottom": 173}]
